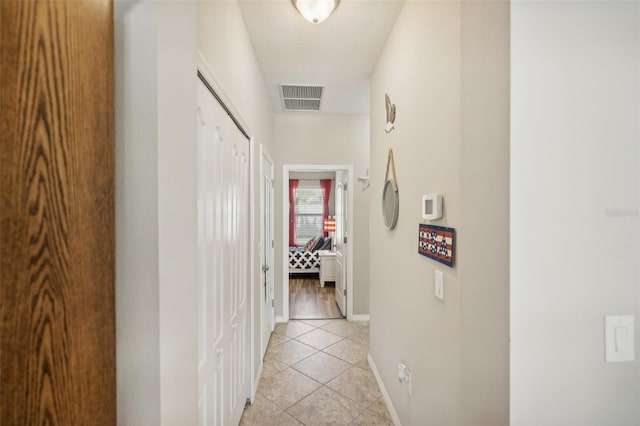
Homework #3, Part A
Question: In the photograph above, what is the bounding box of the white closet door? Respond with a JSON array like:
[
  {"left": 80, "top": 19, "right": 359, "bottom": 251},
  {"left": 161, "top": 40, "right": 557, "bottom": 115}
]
[
  {"left": 197, "top": 79, "right": 249, "bottom": 426},
  {"left": 226, "top": 124, "right": 249, "bottom": 426}
]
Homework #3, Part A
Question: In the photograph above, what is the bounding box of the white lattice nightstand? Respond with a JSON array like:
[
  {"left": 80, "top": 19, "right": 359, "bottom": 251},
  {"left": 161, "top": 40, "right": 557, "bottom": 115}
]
[{"left": 318, "top": 250, "right": 337, "bottom": 287}]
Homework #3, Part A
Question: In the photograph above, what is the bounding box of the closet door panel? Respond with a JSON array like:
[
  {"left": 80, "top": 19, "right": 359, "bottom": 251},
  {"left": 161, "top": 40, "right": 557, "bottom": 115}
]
[
  {"left": 197, "top": 77, "right": 249, "bottom": 426},
  {"left": 227, "top": 125, "right": 250, "bottom": 426},
  {"left": 197, "top": 80, "right": 229, "bottom": 426}
]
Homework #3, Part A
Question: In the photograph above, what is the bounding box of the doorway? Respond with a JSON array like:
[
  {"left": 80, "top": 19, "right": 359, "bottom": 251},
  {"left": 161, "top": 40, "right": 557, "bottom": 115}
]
[
  {"left": 282, "top": 165, "right": 354, "bottom": 321},
  {"left": 260, "top": 146, "right": 275, "bottom": 357}
]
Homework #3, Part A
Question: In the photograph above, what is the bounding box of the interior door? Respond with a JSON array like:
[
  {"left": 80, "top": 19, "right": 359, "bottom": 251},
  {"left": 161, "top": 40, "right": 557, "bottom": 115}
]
[
  {"left": 334, "top": 172, "right": 347, "bottom": 316},
  {"left": 226, "top": 125, "right": 249, "bottom": 426},
  {"left": 197, "top": 78, "right": 249, "bottom": 426},
  {"left": 1, "top": 1, "right": 116, "bottom": 424},
  {"left": 261, "top": 150, "right": 275, "bottom": 357},
  {"left": 197, "top": 79, "right": 226, "bottom": 426}
]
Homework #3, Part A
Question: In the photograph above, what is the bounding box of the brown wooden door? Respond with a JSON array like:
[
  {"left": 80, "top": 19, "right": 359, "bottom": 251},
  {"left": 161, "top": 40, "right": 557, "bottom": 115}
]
[{"left": 1, "top": 1, "right": 116, "bottom": 424}]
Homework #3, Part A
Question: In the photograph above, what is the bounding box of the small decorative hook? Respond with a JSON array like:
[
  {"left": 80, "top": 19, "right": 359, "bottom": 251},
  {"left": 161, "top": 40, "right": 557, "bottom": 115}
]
[{"left": 385, "top": 93, "right": 396, "bottom": 133}]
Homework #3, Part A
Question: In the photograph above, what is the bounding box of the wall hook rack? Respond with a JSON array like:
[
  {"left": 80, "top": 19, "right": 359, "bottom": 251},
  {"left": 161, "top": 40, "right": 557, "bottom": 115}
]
[{"left": 357, "top": 169, "right": 370, "bottom": 190}]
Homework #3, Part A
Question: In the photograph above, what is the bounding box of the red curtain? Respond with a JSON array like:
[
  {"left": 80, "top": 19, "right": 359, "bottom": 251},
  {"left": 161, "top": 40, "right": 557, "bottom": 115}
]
[
  {"left": 289, "top": 179, "right": 299, "bottom": 246},
  {"left": 320, "top": 179, "right": 332, "bottom": 237}
]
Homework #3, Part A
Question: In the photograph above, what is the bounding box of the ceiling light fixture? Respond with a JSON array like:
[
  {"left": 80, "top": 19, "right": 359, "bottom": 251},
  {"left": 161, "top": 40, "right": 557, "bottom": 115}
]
[{"left": 292, "top": 0, "right": 339, "bottom": 24}]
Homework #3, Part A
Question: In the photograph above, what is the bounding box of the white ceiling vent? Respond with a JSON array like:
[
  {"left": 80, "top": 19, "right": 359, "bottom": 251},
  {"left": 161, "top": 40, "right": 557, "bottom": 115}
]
[{"left": 280, "top": 84, "right": 323, "bottom": 112}]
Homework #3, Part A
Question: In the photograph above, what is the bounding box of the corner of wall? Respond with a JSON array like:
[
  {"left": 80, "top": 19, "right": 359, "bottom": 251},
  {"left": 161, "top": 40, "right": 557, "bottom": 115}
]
[
  {"left": 114, "top": 2, "right": 161, "bottom": 424},
  {"left": 156, "top": 1, "right": 199, "bottom": 424}
]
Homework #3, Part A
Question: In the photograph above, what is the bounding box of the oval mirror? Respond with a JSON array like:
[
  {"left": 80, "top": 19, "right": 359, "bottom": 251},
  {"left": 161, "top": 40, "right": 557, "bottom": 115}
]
[{"left": 382, "top": 179, "right": 399, "bottom": 230}]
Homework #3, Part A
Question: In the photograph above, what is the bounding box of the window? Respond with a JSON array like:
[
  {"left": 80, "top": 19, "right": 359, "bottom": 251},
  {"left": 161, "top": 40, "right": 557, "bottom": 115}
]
[{"left": 294, "top": 186, "right": 323, "bottom": 245}]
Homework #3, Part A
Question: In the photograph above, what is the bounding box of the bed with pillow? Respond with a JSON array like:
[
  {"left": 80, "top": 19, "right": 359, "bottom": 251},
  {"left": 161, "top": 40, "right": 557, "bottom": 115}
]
[{"left": 288, "top": 236, "right": 331, "bottom": 274}]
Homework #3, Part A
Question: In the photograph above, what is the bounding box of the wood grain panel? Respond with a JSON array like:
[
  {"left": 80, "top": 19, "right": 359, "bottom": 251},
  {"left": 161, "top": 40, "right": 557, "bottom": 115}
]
[{"left": 1, "top": 1, "right": 116, "bottom": 424}]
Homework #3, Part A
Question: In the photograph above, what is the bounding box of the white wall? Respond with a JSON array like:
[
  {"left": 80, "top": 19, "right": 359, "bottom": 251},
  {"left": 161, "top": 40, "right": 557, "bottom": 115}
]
[
  {"left": 369, "top": 1, "right": 510, "bottom": 424},
  {"left": 460, "top": 1, "right": 510, "bottom": 423},
  {"left": 197, "top": 0, "right": 276, "bottom": 389},
  {"left": 114, "top": 2, "right": 160, "bottom": 424},
  {"left": 511, "top": 2, "right": 640, "bottom": 425},
  {"left": 290, "top": 172, "right": 336, "bottom": 180},
  {"left": 115, "top": 0, "right": 274, "bottom": 423},
  {"left": 156, "top": 3, "right": 199, "bottom": 423},
  {"left": 370, "top": 3, "right": 463, "bottom": 423},
  {"left": 115, "top": 1, "right": 199, "bottom": 424},
  {"left": 274, "top": 114, "right": 370, "bottom": 316},
  {"left": 197, "top": 1, "right": 274, "bottom": 153}
]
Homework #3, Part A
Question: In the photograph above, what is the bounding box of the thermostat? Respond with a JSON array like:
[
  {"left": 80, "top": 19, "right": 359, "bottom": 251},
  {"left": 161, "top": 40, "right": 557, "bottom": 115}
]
[{"left": 422, "top": 194, "right": 442, "bottom": 220}]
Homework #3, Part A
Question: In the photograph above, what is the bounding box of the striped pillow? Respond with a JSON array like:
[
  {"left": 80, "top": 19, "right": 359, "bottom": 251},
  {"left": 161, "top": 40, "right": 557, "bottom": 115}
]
[
  {"left": 303, "top": 237, "right": 317, "bottom": 251},
  {"left": 311, "top": 237, "right": 325, "bottom": 251}
]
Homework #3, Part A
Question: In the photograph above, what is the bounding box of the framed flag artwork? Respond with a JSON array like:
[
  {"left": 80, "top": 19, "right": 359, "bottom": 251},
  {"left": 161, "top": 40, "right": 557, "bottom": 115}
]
[{"left": 418, "top": 224, "right": 456, "bottom": 267}]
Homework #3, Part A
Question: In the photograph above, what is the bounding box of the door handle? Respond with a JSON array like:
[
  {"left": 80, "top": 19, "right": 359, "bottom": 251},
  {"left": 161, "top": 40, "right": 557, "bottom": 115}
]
[
  {"left": 216, "top": 348, "right": 223, "bottom": 356},
  {"left": 262, "top": 265, "right": 270, "bottom": 272}
]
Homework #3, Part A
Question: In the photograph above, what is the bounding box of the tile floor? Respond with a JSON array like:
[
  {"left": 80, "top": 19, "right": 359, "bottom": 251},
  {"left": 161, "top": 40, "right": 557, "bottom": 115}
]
[{"left": 241, "top": 319, "right": 393, "bottom": 426}]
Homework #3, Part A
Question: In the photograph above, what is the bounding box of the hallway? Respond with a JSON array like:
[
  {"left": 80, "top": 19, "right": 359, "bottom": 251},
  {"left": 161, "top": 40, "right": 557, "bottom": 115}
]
[{"left": 241, "top": 320, "right": 392, "bottom": 425}]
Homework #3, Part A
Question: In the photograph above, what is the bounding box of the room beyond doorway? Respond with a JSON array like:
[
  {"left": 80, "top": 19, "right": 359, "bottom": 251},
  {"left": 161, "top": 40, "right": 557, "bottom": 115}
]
[
  {"left": 282, "top": 164, "right": 354, "bottom": 322},
  {"left": 289, "top": 275, "right": 343, "bottom": 320}
]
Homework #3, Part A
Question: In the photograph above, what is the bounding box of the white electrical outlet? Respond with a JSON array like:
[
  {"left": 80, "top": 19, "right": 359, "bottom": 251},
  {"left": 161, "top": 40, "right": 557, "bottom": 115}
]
[
  {"left": 435, "top": 270, "right": 444, "bottom": 301},
  {"left": 398, "top": 363, "right": 412, "bottom": 395}
]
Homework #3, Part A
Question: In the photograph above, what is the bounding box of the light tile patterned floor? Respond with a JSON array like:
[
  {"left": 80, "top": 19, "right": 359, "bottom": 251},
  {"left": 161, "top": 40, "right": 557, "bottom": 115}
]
[{"left": 241, "top": 319, "right": 393, "bottom": 426}]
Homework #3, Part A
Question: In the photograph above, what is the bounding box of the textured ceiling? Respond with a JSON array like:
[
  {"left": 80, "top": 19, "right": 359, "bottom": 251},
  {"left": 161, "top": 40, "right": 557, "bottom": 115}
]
[{"left": 238, "top": 0, "right": 403, "bottom": 114}]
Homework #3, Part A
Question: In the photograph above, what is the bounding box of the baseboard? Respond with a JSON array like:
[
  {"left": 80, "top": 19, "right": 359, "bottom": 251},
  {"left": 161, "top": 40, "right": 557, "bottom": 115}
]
[
  {"left": 368, "top": 353, "right": 402, "bottom": 426},
  {"left": 275, "top": 316, "right": 286, "bottom": 323},
  {"left": 351, "top": 314, "right": 370, "bottom": 322}
]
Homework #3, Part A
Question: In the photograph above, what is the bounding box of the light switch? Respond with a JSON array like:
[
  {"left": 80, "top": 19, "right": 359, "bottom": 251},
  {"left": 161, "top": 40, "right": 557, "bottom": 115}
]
[
  {"left": 615, "top": 326, "right": 629, "bottom": 352},
  {"left": 605, "top": 315, "right": 635, "bottom": 363},
  {"left": 434, "top": 270, "right": 444, "bottom": 301}
]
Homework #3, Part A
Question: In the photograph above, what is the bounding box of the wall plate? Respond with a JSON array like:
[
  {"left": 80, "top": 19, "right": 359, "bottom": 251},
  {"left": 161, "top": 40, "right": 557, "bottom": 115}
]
[{"left": 605, "top": 315, "right": 635, "bottom": 362}]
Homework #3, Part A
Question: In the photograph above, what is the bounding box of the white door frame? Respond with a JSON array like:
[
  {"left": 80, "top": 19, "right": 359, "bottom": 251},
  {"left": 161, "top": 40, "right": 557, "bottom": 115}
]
[
  {"left": 197, "top": 52, "right": 256, "bottom": 404},
  {"left": 282, "top": 164, "right": 354, "bottom": 321},
  {"left": 259, "top": 145, "right": 275, "bottom": 357}
]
